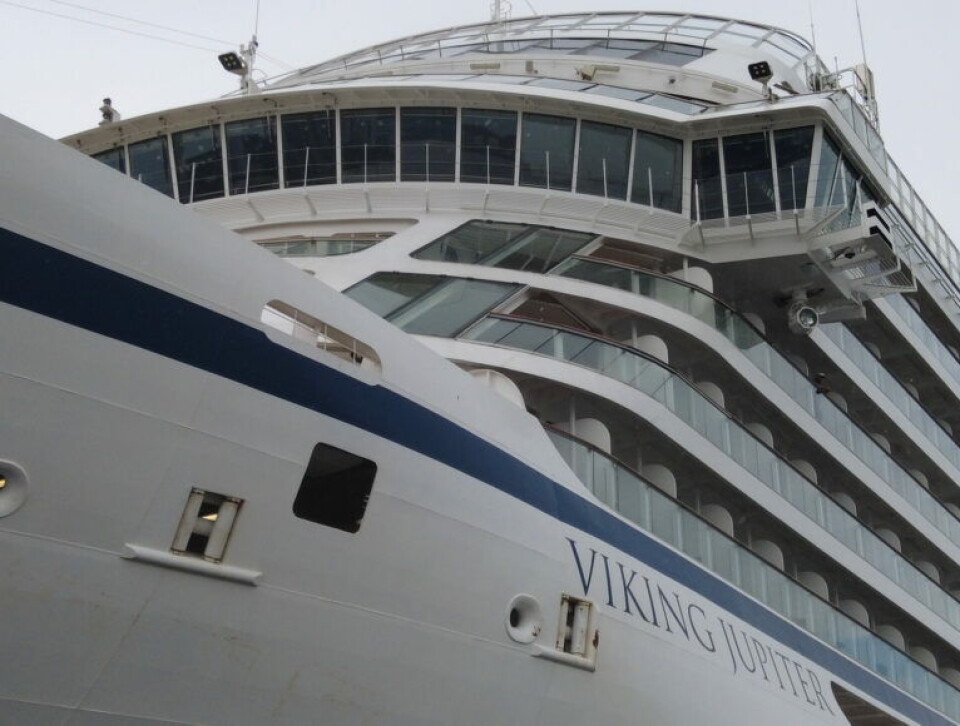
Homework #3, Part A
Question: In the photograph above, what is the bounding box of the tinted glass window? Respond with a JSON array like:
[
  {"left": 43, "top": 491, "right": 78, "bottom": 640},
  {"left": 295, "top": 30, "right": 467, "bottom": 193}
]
[
  {"left": 172, "top": 126, "right": 224, "bottom": 203},
  {"left": 519, "top": 113, "right": 576, "bottom": 191},
  {"left": 413, "top": 220, "right": 529, "bottom": 263},
  {"left": 815, "top": 133, "right": 842, "bottom": 207},
  {"left": 225, "top": 117, "right": 278, "bottom": 194},
  {"left": 632, "top": 131, "right": 682, "bottom": 212},
  {"left": 460, "top": 109, "right": 517, "bottom": 184},
  {"left": 401, "top": 107, "right": 456, "bottom": 181},
  {"left": 293, "top": 443, "right": 376, "bottom": 533},
  {"left": 691, "top": 138, "right": 722, "bottom": 219},
  {"left": 723, "top": 132, "right": 775, "bottom": 216},
  {"left": 341, "top": 108, "right": 396, "bottom": 183},
  {"left": 486, "top": 228, "right": 595, "bottom": 273},
  {"left": 389, "top": 278, "right": 518, "bottom": 336},
  {"left": 345, "top": 272, "right": 441, "bottom": 318},
  {"left": 128, "top": 137, "right": 173, "bottom": 197},
  {"left": 282, "top": 111, "right": 337, "bottom": 187},
  {"left": 774, "top": 126, "right": 814, "bottom": 210},
  {"left": 93, "top": 147, "right": 125, "bottom": 173},
  {"left": 577, "top": 121, "right": 631, "bottom": 199}
]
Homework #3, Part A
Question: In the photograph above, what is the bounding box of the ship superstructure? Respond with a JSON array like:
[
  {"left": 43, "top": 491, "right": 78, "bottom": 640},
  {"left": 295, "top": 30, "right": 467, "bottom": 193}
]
[{"left": 4, "top": 10, "right": 960, "bottom": 724}]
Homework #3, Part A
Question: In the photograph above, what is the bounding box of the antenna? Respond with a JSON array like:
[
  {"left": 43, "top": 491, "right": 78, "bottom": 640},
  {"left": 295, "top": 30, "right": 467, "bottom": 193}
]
[
  {"left": 491, "top": 0, "right": 511, "bottom": 23},
  {"left": 808, "top": 0, "right": 817, "bottom": 57},
  {"left": 853, "top": 0, "right": 878, "bottom": 124}
]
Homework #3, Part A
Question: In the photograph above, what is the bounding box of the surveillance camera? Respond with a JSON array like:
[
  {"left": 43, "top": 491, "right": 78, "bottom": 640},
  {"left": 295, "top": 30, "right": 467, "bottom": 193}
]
[{"left": 788, "top": 300, "right": 819, "bottom": 335}]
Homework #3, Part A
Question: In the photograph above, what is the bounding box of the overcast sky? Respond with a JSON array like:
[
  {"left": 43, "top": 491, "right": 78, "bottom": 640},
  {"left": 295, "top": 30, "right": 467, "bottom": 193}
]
[{"left": 3, "top": 0, "right": 956, "bottom": 237}]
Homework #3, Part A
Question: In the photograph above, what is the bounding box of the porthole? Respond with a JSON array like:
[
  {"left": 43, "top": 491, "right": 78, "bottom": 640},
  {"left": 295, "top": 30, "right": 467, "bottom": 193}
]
[
  {"left": 505, "top": 594, "right": 543, "bottom": 644},
  {"left": 0, "top": 461, "right": 29, "bottom": 517}
]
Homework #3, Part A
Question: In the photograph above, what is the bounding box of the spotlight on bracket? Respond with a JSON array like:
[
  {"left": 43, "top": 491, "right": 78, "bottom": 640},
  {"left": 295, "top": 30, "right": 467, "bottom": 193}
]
[
  {"left": 788, "top": 299, "right": 819, "bottom": 335},
  {"left": 748, "top": 61, "right": 773, "bottom": 83}
]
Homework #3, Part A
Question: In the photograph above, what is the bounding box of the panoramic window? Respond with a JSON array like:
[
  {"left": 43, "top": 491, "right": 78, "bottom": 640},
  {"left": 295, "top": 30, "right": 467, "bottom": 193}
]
[
  {"left": 519, "top": 113, "right": 576, "bottom": 191},
  {"left": 631, "top": 130, "right": 682, "bottom": 212},
  {"left": 400, "top": 107, "right": 456, "bottom": 181},
  {"left": 259, "top": 232, "right": 392, "bottom": 257},
  {"left": 293, "top": 443, "right": 377, "bottom": 533},
  {"left": 172, "top": 126, "right": 224, "bottom": 203},
  {"left": 347, "top": 272, "right": 519, "bottom": 336},
  {"left": 577, "top": 120, "right": 631, "bottom": 200},
  {"left": 282, "top": 111, "right": 337, "bottom": 187},
  {"left": 774, "top": 126, "right": 814, "bottom": 210},
  {"left": 340, "top": 108, "right": 396, "bottom": 183},
  {"left": 483, "top": 228, "right": 595, "bottom": 273},
  {"left": 691, "top": 138, "right": 723, "bottom": 220},
  {"left": 460, "top": 108, "right": 517, "bottom": 184},
  {"left": 225, "top": 117, "right": 279, "bottom": 195},
  {"left": 128, "top": 137, "right": 173, "bottom": 197},
  {"left": 414, "top": 221, "right": 529, "bottom": 264},
  {"left": 723, "top": 131, "right": 775, "bottom": 216},
  {"left": 93, "top": 147, "right": 125, "bottom": 173}
]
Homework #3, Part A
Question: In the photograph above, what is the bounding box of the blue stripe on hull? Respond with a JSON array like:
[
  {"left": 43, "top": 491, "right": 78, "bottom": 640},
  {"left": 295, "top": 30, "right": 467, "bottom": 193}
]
[{"left": 0, "top": 226, "right": 950, "bottom": 725}]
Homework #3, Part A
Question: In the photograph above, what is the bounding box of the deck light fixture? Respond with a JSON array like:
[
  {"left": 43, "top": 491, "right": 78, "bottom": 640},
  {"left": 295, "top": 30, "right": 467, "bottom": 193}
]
[{"left": 748, "top": 61, "right": 773, "bottom": 83}]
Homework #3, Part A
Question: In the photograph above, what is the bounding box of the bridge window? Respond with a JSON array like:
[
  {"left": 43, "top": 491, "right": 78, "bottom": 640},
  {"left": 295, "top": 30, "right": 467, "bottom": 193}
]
[
  {"left": 775, "top": 126, "right": 814, "bottom": 210},
  {"left": 401, "top": 107, "right": 456, "bottom": 181},
  {"left": 172, "top": 125, "right": 224, "bottom": 203},
  {"left": 723, "top": 131, "right": 775, "bottom": 216},
  {"left": 460, "top": 108, "right": 517, "bottom": 184},
  {"left": 341, "top": 108, "right": 396, "bottom": 183},
  {"left": 282, "top": 110, "right": 337, "bottom": 187},
  {"left": 128, "top": 137, "right": 173, "bottom": 197},
  {"left": 520, "top": 113, "right": 576, "bottom": 191},
  {"left": 225, "top": 117, "right": 279, "bottom": 194},
  {"left": 692, "top": 138, "right": 723, "bottom": 220},
  {"left": 632, "top": 130, "right": 682, "bottom": 212},
  {"left": 577, "top": 120, "right": 631, "bottom": 199},
  {"left": 93, "top": 147, "right": 125, "bottom": 173}
]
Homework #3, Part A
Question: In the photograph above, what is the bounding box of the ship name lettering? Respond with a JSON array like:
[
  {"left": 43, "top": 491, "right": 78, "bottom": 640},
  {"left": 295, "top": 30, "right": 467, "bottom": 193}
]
[{"left": 567, "top": 538, "right": 832, "bottom": 714}]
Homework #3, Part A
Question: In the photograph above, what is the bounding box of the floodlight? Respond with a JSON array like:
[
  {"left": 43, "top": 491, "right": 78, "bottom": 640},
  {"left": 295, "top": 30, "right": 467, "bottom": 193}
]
[
  {"left": 748, "top": 61, "right": 773, "bottom": 84},
  {"left": 787, "top": 300, "right": 819, "bottom": 335},
  {"left": 218, "top": 52, "right": 248, "bottom": 75}
]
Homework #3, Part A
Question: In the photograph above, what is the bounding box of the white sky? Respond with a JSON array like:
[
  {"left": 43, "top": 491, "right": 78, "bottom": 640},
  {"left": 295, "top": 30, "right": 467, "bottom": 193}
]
[{"left": 2, "top": 0, "right": 957, "bottom": 237}]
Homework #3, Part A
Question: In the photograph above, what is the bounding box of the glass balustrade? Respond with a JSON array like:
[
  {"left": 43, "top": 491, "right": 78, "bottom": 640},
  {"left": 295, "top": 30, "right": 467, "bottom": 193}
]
[
  {"left": 820, "top": 322, "right": 960, "bottom": 472},
  {"left": 550, "top": 256, "right": 960, "bottom": 547},
  {"left": 462, "top": 316, "right": 960, "bottom": 628},
  {"left": 547, "top": 428, "right": 960, "bottom": 721},
  {"left": 885, "top": 295, "right": 960, "bottom": 394}
]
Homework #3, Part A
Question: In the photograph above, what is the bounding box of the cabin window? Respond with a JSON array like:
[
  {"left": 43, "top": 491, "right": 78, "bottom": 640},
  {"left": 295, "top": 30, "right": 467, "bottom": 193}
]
[
  {"left": 293, "top": 443, "right": 377, "bottom": 533},
  {"left": 519, "top": 113, "right": 576, "bottom": 191},
  {"left": 225, "top": 116, "right": 279, "bottom": 194},
  {"left": 400, "top": 107, "right": 456, "bottom": 182},
  {"left": 129, "top": 137, "right": 173, "bottom": 197},
  {"left": 282, "top": 110, "right": 337, "bottom": 187},
  {"left": 576, "top": 120, "right": 631, "bottom": 200},
  {"left": 631, "top": 130, "right": 682, "bottom": 212},
  {"left": 460, "top": 108, "right": 517, "bottom": 184},
  {"left": 340, "top": 108, "right": 396, "bottom": 183},
  {"left": 172, "top": 125, "right": 224, "bottom": 203}
]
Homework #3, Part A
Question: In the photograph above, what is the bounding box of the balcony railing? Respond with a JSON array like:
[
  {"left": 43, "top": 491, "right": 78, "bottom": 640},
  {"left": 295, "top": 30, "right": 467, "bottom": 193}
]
[{"left": 548, "top": 427, "right": 960, "bottom": 721}]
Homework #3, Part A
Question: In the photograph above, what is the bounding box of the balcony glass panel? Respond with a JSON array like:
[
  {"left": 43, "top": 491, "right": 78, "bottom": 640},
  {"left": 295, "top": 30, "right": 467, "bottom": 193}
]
[
  {"left": 885, "top": 295, "right": 960, "bottom": 393},
  {"left": 225, "top": 117, "right": 279, "bottom": 195},
  {"left": 400, "top": 107, "right": 456, "bottom": 182},
  {"left": 519, "top": 113, "right": 576, "bottom": 191},
  {"left": 172, "top": 125, "right": 224, "bottom": 203},
  {"left": 341, "top": 108, "right": 396, "bottom": 183},
  {"left": 466, "top": 314, "right": 960, "bottom": 629},
  {"left": 576, "top": 120, "right": 631, "bottom": 200},
  {"left": 546, "top": 430, "right": 960, "bottom": 722},
  {"left": 128, "top": 137, "right": 173, "bottom": 197},
  {"left": 282, "top": 111, "right": 337, "bottom": 187},
  {"left": 550, "top": 256, "right": 960, "bottom": 560},
  {"left": 460, "top": 108, "right": 517, "bottom": 185}
]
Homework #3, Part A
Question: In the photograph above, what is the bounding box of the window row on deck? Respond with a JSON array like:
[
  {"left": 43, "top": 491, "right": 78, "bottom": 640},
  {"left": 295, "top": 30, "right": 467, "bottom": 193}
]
[{"left": 90, "top": 105, "right": 869, "bottom": 222}]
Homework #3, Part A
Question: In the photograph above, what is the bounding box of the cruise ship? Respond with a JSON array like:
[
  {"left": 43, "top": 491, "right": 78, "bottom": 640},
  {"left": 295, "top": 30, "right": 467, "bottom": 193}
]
[{"left": 3, "top": 9, "right": 960, "bottom": 724}]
